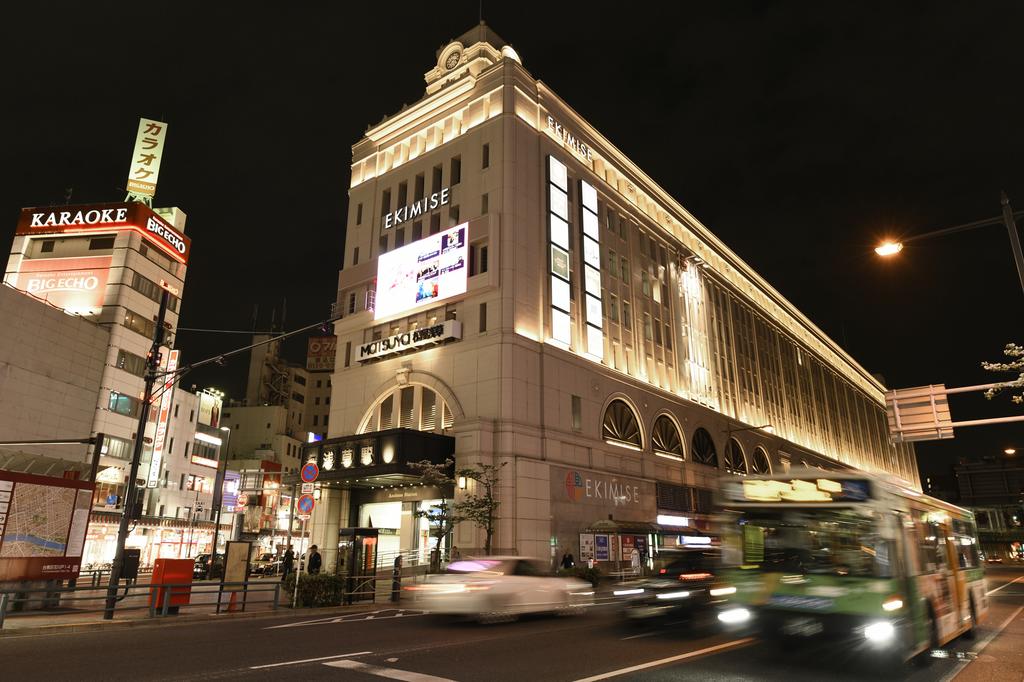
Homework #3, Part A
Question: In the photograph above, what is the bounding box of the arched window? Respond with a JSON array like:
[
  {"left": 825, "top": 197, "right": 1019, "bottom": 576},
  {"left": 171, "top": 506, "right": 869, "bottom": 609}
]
[
  {"left": 602, "top": 399, "right": 642, "bottom": 449},
  {"left": 751, "top": 447, "right": 771, "bottom": 475},
  {"left": 691, "top": 428, "right": 718, "bottom": 467},
  {"left": 359, "top": 385, "right": 454, "bottom": 434},
  {"left": 723, "top": 438, "right": 747, "bottom": 475},
  {"left": 651, "top": 415, "right": 684, "bottom": 460}
]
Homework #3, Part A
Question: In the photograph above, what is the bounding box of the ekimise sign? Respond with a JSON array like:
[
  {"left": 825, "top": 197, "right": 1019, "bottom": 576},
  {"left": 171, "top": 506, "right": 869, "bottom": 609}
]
[{"left": 16, "top": 202, "right": 191, "bottom": 264}]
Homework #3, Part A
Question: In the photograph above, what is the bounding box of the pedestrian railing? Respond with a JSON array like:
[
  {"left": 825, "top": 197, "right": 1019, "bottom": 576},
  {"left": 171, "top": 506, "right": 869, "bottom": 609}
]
[{"left": 0, "top": 580, "right": 282, "bottom": 630}]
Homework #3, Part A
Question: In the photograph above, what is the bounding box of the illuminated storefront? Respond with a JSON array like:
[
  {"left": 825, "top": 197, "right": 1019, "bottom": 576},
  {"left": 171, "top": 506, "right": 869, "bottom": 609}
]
[{"left": 317, "top": 24, "right": 919, "bottom": 565}]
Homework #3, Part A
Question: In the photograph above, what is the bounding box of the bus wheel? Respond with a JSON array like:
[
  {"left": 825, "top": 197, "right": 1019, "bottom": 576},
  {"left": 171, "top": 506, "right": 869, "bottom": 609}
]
[
  {"left": 913, "top": 606, "right": 938, "bottom": 667},
  {"left": 963, "top": 597, "right": 977, "bottom": 640}
]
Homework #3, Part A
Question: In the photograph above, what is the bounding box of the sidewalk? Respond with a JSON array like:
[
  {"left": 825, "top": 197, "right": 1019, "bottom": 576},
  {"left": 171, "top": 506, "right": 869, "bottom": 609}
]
[{"left": 952, "top": 605, "right": 1024, "bottom": 682}]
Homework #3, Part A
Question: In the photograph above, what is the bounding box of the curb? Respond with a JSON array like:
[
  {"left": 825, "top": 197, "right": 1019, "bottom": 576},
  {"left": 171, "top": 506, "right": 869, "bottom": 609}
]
[{"left": 0, "top": 602, "right": 388, "bottom": 638}]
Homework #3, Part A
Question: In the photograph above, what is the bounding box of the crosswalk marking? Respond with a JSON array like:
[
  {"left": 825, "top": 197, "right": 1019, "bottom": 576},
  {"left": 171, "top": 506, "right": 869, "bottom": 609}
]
[{"left": 324, "top": 659, "right": 456, "bottom": 681}]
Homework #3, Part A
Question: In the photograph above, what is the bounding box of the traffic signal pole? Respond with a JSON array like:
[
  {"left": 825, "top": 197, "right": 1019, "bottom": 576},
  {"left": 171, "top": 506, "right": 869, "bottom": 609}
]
[{"left": 104, "top": 288, "right": 169, "bottom": 620}]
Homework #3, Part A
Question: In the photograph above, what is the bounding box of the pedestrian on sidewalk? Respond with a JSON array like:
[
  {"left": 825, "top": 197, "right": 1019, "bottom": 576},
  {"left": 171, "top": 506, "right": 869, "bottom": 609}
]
[
  {"left": 561, "top": 552, "right": 575, "bottom": 570},
  {"left": 308, "top": 545, "right": 322, "bottom": 574},
  {"left": 281, "top": 546, "right": 294, "bottom": 580}
]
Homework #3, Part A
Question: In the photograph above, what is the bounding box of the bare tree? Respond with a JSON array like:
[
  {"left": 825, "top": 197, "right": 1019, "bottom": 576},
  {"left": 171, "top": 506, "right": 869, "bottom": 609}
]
[
  {"left": 453, "top": 462, "right": 507, "bottom": 555},
  {"left": 407, "top": 459, "right": 461, "bottom": 557}
]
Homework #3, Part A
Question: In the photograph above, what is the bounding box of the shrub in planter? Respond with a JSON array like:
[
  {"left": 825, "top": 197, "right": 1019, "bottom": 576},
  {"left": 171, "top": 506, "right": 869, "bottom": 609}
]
[
  {"left": 281, "top": 573, "right": 345, "bottom": 607},
  {"left": 558, "top": 565, "right": 601, "bottom": 587}
]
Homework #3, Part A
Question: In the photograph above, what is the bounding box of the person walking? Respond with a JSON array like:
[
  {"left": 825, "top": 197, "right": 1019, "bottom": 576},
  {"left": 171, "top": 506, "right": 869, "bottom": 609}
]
[
  {"left": 308, "top": 545, "right": 322, "bottom": 574},
  {"left": 281, "top": 546, "right": 294, "bottom": 580},
  {"left": 561, "top": 552, "right": 575, "bottom": 570}
]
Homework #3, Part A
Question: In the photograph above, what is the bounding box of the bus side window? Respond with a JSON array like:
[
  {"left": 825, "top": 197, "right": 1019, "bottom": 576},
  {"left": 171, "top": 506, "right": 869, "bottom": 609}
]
[
  {"left": 953, "top": 520, "right": 979, "bottom": 568},
  {"left": 916, "top": 520, "right": 937, "bottom": 573}
]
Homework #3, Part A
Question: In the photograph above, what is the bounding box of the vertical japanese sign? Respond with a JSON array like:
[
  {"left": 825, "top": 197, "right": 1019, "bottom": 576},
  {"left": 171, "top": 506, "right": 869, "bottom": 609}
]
[
  {"left": 126, "top": 118, "right": 168, "bottom": 197},
  {"left": 147, "top": 349, "right": 180, "bottom": 488}
]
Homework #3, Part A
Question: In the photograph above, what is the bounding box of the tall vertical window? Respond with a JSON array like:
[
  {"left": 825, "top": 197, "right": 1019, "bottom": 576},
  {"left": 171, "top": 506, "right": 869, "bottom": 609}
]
[
  {"left": 395, "top": 228, "right": 405, "bottom": 249},
  {"left": 397, "top": 181, "right": 408, "bottom": 207},
  {"left": 580, "top": 178, "right": 603, "bottom": 359},
  {"left": 571, "top": 395, "right": 582, "bottom": 431},
  {"left": 414, "top": 173, "right": 425, "bottom": 201},
  {"left": 481, "top": 193, "right": 489, "bottom": 214},
  {"left": 379, "top": 234, "right": 388, "bottom": 255},
  {"left": 430, "top": 213, "right": 441, "bottom": 235},
  {"left": 381, "top": 189, "right": 391, "bottom": 217},
  {"left": 412, "top": 221, "right": 423, "bottom": 241},
  {"left": 479, "top": 302, "right": 487, "bottom": 333},
  {"left": 451, "top": 156, "right": 461, "bottom": 185},
  {"left": 352, "top": 247, "right": 359, "bottom": 266},
  {"left": 356, "top": 203, "right": 363, "bottom": 225},
  {"left": 547, "top": 156, "right": 571, "bottom": 346},
  {"left": 449, "top": 205, "right": 460, "bottom": 225},
  {"left": 432, "top": 165, "right": 443, "bottom": 194},
  {"left": 482, "top": 143, "right": 490, "bottom": 169}
]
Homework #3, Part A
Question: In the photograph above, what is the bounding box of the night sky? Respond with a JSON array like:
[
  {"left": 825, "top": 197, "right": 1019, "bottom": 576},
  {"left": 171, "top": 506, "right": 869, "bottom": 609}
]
[{"left": 3, "top": 3, "right": 1022, "bottom": 486}]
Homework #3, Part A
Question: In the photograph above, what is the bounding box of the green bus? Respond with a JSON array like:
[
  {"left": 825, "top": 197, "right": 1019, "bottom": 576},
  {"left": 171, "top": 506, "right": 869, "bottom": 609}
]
[{"left": 714, "top": 471, "right": 988, "bottom": 664}]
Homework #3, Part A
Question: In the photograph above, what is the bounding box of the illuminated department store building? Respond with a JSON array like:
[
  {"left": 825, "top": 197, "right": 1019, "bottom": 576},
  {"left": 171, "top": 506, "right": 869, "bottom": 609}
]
[{"left": 304, "top": 24, "right": 919, "bottom": 568}]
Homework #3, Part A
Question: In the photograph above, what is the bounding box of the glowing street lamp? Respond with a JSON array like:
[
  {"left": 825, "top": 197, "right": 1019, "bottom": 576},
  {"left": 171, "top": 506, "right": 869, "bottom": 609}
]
[
  {"left": 1005, "top": 448, "right": 1017, "bottom": 455},
  {"left": 873, "top": 193, "right": 1024, "bottom": 299},
  {"left": 874, "top": 241, "right": 903, "bottom": 257}
]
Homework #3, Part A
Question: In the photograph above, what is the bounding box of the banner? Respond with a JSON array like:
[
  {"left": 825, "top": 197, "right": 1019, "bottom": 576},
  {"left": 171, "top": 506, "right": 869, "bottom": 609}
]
[
  {"left": 126, "top": 118, "right": 168, "bottom": 197},
  {"left": 10, "top": 255, "right": 112, "bottom": 315}
]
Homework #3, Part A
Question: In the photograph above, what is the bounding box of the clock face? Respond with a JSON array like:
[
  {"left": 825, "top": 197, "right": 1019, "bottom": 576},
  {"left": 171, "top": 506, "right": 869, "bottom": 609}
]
[{"left": 445, "top": 51, "right": 461, "bottom": 70}]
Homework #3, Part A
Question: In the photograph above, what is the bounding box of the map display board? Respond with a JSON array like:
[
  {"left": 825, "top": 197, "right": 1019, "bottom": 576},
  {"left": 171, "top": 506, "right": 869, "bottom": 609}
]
[{"left": 0, "top": 471, "right": 93, "bottom": 581}]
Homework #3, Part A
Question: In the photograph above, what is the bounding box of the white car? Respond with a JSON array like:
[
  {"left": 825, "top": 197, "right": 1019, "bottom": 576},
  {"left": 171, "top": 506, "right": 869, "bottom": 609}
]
[{"left": 406, "top": 556, "right": 594, "bottom": 623}]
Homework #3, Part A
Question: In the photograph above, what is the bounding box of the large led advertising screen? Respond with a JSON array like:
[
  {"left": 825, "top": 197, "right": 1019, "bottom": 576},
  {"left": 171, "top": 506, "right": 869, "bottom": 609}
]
[{"left": 374, "top": 222, "right": 468, "bottom": 320}]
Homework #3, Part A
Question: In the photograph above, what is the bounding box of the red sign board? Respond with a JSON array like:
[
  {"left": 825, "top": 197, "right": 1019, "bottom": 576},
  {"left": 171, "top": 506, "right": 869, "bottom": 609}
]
[
  {"left": 15, "top": 202, "right": 191, "bottom": 264},
  {"left": 0, "top": 471, "right": 94, "bottom": 581},
  {"left": 10, "top": 255, "right": 113, "bottom": 314},
  {"left": 306, "top": 336, "right": 337, "bottom": 371}
]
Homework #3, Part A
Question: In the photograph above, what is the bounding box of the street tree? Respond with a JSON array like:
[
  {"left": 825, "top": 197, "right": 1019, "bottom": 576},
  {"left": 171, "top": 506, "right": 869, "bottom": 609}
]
[
  {"left": 982, "top": 343, "right": 1024, "bottom": 404},
  {"left": 407, "top": 459, "right": 461, "bottom": 557},
  {"left": 454, "top": 461, "right": 508, "bottom": 555}
]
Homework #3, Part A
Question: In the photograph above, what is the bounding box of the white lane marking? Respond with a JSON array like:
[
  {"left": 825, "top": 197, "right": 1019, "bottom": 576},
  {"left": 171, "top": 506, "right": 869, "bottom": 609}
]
[
  {"left": 986, "top": 575, "right": 1024, "bottom": 596},
  {"left": 264, "top": 609, "right": 426, "bottom": 629},
  {"left": 249, "top": 651, "right": 372, "bottom": 669},
  {"left": 620, "top": 630, "right": 660, "bottom": 640},
  {"left": 572, "top": 638, "right": 756, "bottom": 682},
  {"left": 325, "top": 659, "right": 456, "bottom": 681},
  {"left": 939, "top": 605, "right": 1024, "bottom": 682}
]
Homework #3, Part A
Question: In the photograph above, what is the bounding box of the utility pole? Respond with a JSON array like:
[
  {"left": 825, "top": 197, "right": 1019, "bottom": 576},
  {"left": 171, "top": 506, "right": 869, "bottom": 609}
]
[
  {"left": 104, "top": 288, "right": 169, "bottom": 620},
  {"left": 1000, "top": 191, "right": 1024, "bottom": 300}
]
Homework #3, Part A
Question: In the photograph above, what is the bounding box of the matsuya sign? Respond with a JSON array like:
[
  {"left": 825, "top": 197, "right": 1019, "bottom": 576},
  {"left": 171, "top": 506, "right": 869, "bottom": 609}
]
[
  {"left": 16, "top": 202, "right": 191, "bottom": 264},
  {"left": 359, "top": 320, "right": 461, "bottom": 362}
]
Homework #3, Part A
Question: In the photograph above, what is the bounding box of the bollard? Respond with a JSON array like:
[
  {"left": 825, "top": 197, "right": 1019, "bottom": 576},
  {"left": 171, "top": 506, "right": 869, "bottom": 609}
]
[
  {"left": 391, "top": 556, "right": 403, "bottom": 602},
  {"left": 0, "top": 593, "right": 7, "bottom": 630},
  {"left": 273, "top": 583, "right": 280, "bottom": 610}
]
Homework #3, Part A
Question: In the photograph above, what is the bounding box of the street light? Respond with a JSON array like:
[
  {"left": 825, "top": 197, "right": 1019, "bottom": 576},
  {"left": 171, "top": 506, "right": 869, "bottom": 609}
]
[
  {"left": 1006, "top": 448, "right": 1017, "bottom": 456},
  {"left": 874, "top": 193, "right": 1024, "bottom": 298}
]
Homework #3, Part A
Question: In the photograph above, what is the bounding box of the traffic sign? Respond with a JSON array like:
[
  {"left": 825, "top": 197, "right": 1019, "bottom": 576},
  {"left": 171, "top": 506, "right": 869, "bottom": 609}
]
[
  {"left": 300, "top": 462, "right": 319, "bottom": 483},
  {"left": 298, "top": 514, "right": 311, "bottom": 521},
  {"left": 297, "top": 494, "right": 315, "bottom": 514},
  {"left": 301, "top": 482, "right": 314, "bottom": 494}
]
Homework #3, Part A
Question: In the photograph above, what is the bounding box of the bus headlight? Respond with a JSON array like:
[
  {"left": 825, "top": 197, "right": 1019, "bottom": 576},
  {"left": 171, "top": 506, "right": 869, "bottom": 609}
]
[
  {"left": 864, "top": 621, "right": 895, "bottom": 642},
  {"left": 718, "top": 607, "right": 751, "bottom": 624},
  {"left": 882, "top": 597, "right": 903, "bottom": 612}
]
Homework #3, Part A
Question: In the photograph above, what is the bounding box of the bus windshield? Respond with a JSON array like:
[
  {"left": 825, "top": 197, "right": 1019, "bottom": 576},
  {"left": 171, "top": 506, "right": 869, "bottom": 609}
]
[{"left": 728, "top": 509, "right": 894, "bottom": 578}]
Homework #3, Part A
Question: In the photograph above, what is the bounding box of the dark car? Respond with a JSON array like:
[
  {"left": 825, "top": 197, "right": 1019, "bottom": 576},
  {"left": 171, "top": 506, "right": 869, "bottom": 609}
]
[
  {"left": 193, "top": 554, "right": 224, "bottom": 580},
  {"left": 614, "top": 550, "right": 732, "bottom": 631}
]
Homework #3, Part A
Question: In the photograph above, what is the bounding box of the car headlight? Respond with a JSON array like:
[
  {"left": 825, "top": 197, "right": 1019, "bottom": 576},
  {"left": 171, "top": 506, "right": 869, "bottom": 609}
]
[
  {"left": 709, "top": 586, "right": 737, "bottom": 597},
  {"left": 718, "top": 607, "right": 750, "bottom": 624},
  {"left": 613, "top": 588, "right": 645, "bottom": 597},
  {"left": 864, "top": 621, "right": 895, "bottom": 642}
]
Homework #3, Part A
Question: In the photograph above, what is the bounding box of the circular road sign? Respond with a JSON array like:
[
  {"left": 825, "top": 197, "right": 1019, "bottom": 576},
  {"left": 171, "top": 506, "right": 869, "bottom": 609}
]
[
  {"left": 298, "top": 494, "right": 315, "bottom": 515},
  {"left": 300, "top": 462, "right": 320, "bottom": 483}
]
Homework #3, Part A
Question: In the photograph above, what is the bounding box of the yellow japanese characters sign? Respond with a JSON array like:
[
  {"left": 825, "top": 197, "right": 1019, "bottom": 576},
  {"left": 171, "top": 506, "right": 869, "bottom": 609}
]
[{"left": 126, "top": 118, "right": 167, "bottom": 197}]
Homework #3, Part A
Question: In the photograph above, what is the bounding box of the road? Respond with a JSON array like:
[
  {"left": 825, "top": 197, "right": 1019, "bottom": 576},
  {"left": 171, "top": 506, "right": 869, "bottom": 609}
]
[{"left": 1, "top": 567, "right": 1021, "bottom": 681}]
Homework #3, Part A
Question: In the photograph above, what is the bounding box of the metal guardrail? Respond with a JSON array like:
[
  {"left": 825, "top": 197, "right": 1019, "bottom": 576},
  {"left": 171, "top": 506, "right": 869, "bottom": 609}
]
[{"left": 0, "top": 580, "right": 281, "bottom": 630}]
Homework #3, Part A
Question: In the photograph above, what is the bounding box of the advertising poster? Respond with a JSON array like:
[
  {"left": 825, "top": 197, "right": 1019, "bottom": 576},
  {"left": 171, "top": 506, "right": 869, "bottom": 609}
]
[
  {"left": 0, "top": 471, "right": 93, "bottom": 581},
  {"left": 198, "top": 391, "right": 222, "bottom": 428},
  {"left": 10, "top": 255, "right": 112, "bottom": 315},
  {"left": 126, "top": 118, "right": 168, "bottom": 197},
  {"left": 375, "top": 222, "right": 468, "bottom": 319},
  {"left": 594, "top": 534, "right": 609, "bottom": 561},
  {"left": 578, "top": 533, "right": 595, "bottom": 561},
  {"left": 306, "top": 336, "right": 337, "bottom": 371}
]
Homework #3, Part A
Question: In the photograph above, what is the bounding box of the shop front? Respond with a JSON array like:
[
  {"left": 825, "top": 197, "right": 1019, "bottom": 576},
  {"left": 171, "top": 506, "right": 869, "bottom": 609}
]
[{"left": 295, "top": 428, "right": 456, "bottom": 572}]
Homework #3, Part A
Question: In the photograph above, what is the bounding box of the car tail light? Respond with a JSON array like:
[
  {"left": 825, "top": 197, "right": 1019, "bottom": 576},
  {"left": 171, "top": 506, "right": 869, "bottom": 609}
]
[{"left": 678, "top": 572, "right": 713, "bottom": 581}]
